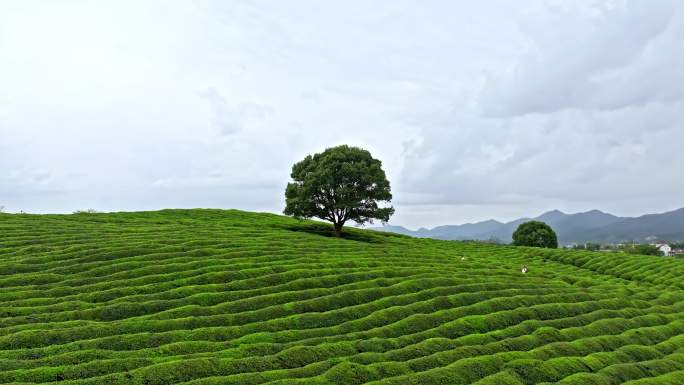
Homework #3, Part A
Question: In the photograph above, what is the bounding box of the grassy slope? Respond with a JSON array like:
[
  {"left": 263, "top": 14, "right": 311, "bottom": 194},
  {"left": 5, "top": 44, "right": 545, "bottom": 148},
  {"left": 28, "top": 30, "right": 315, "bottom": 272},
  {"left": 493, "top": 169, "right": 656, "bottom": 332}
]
[{"left": 0, "top": 209, "right": 683, "bottom": 385}]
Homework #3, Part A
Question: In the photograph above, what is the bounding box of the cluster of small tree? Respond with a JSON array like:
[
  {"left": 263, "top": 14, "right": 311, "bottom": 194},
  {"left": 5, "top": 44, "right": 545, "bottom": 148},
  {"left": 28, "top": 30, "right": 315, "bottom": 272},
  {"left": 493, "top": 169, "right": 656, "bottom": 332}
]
[
  {"left": 569, "top": 242, "right": 601, "bottom": 251},
  {"left": 484, "top": 236, "right": 505, "bottom": 245},
  {"left": 623, "top": 244, "right": 663, "bottom": 256},
  {"left": 73, "top": 209, "right": 101, "bottom": 214}
]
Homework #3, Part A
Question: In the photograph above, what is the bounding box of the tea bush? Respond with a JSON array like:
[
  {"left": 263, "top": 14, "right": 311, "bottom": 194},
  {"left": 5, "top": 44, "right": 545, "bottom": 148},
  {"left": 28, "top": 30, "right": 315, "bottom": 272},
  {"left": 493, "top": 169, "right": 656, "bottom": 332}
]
[{"left": 0, "top": 209, "right": 682, "bottom": 384}]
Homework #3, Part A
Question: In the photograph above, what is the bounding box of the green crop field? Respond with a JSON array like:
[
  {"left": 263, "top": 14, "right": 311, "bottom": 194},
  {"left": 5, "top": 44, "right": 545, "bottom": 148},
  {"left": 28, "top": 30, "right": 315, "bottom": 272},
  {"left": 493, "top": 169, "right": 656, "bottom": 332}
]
[{"left": 1, "top": 209, "right": 684, "bottom": 385}]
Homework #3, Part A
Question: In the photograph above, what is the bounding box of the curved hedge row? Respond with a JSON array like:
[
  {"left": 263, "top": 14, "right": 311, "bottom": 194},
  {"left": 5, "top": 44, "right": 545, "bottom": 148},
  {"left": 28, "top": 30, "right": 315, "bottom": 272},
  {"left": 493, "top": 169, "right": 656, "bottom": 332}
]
[{"left": 1, "top": 209, "right": 683, "bottom": 384}]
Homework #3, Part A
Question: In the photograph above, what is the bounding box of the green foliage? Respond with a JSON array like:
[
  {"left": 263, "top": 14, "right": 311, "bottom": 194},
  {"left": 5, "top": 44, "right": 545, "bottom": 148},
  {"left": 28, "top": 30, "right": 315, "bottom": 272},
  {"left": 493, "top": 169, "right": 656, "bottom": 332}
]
[
  {"left": 284, "top": 145, "right": 394, "bottom": 236},
  {"left": 512, "top": 221, "right": 558, "bottom": 248},
  {"left": 625, "top": 244, "right": 663, "bottom": 256},
  {"left": 0, "top": 209, "right": 683, "bottom": 384},
  {"left": 585, "top": 242, "right": 601, "bottom": 251}
]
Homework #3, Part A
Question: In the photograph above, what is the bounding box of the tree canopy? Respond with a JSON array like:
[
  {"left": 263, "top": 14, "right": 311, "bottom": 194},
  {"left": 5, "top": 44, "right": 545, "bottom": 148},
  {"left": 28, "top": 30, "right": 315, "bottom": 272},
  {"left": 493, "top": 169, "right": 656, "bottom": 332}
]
[
  {"left": 512, "top": 221, "right": 558, "bottom": 248},
  {"left": 284, "top": 145, "right": 394, "bottom": 236},
  {"left": 625, "top": 244, "right": 662, "bottom": 256}
]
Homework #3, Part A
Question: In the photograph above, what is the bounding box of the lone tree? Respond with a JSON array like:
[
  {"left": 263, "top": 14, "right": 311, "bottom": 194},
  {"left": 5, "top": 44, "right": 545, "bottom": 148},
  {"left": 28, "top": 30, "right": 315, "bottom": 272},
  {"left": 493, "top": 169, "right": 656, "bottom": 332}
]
[
  {"left": 284, "top": 145, "right": 394, "bottom": 237},
  {"left": 512, "top": 221, "right": 558, "bottom": 248}
]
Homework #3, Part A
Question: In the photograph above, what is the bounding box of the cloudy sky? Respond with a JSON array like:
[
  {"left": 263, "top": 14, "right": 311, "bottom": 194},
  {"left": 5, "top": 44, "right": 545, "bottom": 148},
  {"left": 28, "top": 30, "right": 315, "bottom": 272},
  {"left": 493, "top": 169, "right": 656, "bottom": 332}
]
[{"left": 1, "top": 0, "right": 683, "bottom": 228}]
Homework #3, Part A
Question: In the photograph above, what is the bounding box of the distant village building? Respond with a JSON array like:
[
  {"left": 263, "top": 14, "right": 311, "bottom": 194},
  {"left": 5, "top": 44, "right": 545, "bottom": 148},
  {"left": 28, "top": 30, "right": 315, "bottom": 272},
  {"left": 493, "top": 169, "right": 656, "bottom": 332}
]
[
  {"left": 654, "top": 243, "right": 671, "bottom": 256},
  {"left": 671, "top": 248, "right": 684, "bottom": 255}
]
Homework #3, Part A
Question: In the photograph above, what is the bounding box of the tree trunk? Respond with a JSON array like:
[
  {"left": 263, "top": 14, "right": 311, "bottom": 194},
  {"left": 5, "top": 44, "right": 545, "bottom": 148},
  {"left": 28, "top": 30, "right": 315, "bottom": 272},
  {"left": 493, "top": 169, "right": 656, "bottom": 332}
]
[{"left": 333, "top": 223, "right": 343, "bottom": 237}]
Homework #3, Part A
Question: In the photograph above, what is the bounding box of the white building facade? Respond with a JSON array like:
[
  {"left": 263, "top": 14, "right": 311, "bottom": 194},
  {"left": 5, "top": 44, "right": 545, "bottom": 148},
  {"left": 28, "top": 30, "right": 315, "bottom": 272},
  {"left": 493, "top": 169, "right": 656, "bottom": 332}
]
[{"left": 656, "top": 243, "right": 672, "bottom": 256}]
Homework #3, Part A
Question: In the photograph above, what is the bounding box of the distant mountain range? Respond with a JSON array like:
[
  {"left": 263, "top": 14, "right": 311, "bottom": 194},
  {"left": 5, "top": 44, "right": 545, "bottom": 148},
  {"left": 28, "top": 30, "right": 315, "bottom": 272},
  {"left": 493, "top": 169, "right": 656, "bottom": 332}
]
[{"left": 372, "top": 207, "right": 684, "bottom": 245}]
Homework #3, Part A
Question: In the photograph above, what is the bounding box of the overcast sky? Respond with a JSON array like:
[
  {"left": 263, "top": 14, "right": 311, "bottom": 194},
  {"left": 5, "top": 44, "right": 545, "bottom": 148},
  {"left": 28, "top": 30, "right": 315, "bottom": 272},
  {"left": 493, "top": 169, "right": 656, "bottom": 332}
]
[{"left": 1, "top": 0, "right": 683, "bottom": 228}]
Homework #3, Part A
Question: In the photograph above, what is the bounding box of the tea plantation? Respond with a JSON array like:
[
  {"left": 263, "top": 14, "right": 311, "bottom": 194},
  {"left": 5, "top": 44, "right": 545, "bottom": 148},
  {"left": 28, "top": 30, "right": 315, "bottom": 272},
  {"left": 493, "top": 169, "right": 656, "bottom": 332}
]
[{"left": 1, "top": 209, "right": 683, "bottom": 385}]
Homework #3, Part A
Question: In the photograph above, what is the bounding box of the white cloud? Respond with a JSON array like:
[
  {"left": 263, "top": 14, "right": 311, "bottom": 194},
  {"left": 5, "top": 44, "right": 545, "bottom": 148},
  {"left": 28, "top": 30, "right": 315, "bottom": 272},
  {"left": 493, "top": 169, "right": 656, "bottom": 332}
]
[
  {"left": 400, "top": 102, "right": 684, "bottom": 225},
  {"left": 1, "top": 0, "right": 682, "bottom": 227},
  {"left": 480, "top": 0, "right": 683, "bottom": 116},
  {"left": 199, "top": 87, "right": 271, "bottom": 136}
]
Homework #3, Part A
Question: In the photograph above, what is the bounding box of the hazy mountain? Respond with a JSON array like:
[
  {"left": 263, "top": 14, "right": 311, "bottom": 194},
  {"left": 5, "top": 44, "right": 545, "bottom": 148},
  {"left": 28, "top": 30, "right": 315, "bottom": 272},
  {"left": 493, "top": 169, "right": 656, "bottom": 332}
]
[
  {"left": 425, "top": 219, "right": 503, "bottom": 240},
  {"left": 372, "top": 207, "right": 684, "bottom": 245},
  {"left": 373, "top": 225, "right": 415, "bottom": 236},
  {"left": 569, "top": 207, "right": 684, "bottom": 244}
]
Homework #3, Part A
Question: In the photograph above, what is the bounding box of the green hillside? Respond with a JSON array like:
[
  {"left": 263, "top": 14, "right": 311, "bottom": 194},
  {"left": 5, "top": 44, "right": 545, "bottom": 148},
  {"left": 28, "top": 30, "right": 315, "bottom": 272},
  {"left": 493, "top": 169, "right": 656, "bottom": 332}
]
[{"left": 1, "top": 209, "right": 684, "bottom": 385}]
